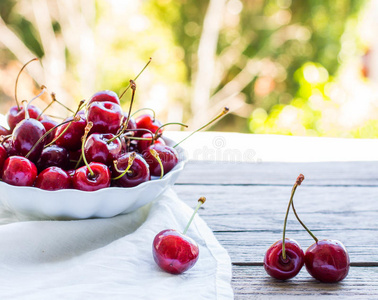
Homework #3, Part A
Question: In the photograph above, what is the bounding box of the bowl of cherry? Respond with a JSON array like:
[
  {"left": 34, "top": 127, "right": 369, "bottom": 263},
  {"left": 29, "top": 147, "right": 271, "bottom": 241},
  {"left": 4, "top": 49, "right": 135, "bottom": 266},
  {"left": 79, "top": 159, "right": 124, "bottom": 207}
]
[{"left": 0, "top": 59, "right": 212, "bottom": 220}]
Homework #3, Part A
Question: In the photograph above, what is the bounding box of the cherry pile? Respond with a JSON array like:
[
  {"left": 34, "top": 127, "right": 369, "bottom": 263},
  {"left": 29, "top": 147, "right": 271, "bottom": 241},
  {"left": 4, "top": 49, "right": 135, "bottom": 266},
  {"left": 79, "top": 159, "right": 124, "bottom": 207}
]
[
  {"left": 264, "top": 174, "right": 350, "bottom": 283},
  {"left": 0, "top": 58, "right": 229, "bottom": 192}
]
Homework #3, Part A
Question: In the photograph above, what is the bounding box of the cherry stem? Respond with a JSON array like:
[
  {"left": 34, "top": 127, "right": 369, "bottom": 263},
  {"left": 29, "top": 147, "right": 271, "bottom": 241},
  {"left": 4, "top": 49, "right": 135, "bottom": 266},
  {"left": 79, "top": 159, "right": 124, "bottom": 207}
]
[
  {"left": 183, "top": 197, "right": 206, "bottom": 235},
  {"left": 112, "top": 152, "right": 136, "bottom": 180},
  {"left": 38, "top": 93, "right": 74, "bottom": 119},
  {"left": 173, "top": 107, "right": 229, "bottom": 148},
  {"left": 44, "top": 100, "right": 86, "bottom": 148},
  {"left": 15, "top": 58, "right": 38, "bottom": 111},
  {"left": 131, "top": 107, "right": 156, "bottom": 119},
  {"left": 27, "top": 85, "right": 47, "bottom": 113},
  {"left": 108, "top": 80, "right": 136, "bottom": 144},
  {"left": 291, "top": 196, "right": 318, "bottom": 243},
  {"left": 21, "top": 100, "right": 29, "bottom": 119},
  {"left": 154, "top": 122, "right": 188, "bottom": 141},
  {"left": 282, "top": 174, "right": 305, "bottom": 260},
  {"left": 150, "top": 148, "right": 164, "bottom": 179},
  {"left": 119, "top": 57, "right": 152, "bottom": 100},
  {"left": 25, "top": 116, "right": 80, "bottom": 159},
  {"left": 81, "top": 122, "right": 94, "bottom": 177},
  {"left": 74, "top": 153, "right": 83, "bottom": 169}
]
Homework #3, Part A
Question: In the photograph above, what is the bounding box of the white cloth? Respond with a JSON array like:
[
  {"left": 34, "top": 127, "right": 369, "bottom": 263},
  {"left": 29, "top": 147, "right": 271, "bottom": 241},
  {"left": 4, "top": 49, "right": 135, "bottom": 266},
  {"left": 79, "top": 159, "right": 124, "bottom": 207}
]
[{"left": 0, "top": 189, "right": 233, "bottom": 299}]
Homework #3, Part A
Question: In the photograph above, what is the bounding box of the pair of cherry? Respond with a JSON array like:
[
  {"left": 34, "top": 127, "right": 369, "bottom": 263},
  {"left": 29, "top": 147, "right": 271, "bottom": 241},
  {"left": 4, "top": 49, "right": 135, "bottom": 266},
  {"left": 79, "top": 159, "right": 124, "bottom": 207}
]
[{"left": 264, "top": 174, "right": 350, "bottom": 283}]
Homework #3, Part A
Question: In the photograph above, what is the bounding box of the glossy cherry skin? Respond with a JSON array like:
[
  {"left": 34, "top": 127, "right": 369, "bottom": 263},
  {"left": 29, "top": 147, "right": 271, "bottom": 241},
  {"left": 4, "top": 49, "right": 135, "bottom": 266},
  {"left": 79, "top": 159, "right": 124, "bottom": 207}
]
[
  {"left": 153, "top": 229, "right": 199, "bottom": 274},
  {"left": 264, "top": 238, "right": 305, "bottom": 280},
  {"left": 137, "top": 132, "right": 165, "bottom": 153},
  {"left": 305, "top": 239, "right": 350, "bottom": 283},
  {"left": 0, "top": 145, "right": 8, "bottom": 172},
  {"left": 87, "top": 101, "right": 123, "bottom": 134},
  {"left": 84, "top": 133, "right": 122, "bottom": 166},
  {"left": 35, "top": 167, "right": 71, "bottom": 190},
  {"left": 12, "top": 118, "right": 46, "bottom": 162},
  {"left": 111, "top": 153, "right": 150, "bottom": 187},
  {"left": 54, "top": 114, "right": 86, "bottom": 151},
  {"left": 135, "top": 114, "right": 163, "bottom": 137},
  {"left": 2, "top": 138, "right": 17, "bottom": 156},
  {"left": 142, "top": 144, "right": 178, "bottom": 177},
  {"left": 2, "top": 156, "right": 37, "bottom": 186},
  {"left": 36, "top": 145, "right": 70, "bottom": 172},
  {"left": 6, "top": 105, "right": 42, "bottom": 131},
  {"left": 88, "top": 90, "right": 120, "bottom": 106},
  {"left": 72, "top": 162, "right": 110, "bottom": 191},
  {"left": 40, "top": 117, "right": 58, "bottom": 144},
  {"left": 0, "top": 125, "right": 11, "bottom": 136}
]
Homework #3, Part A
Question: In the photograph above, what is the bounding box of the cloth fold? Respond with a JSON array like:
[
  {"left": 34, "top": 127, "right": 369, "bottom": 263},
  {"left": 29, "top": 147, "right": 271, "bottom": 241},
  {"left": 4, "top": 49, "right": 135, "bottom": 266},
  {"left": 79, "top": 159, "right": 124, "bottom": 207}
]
[{"left": 0, "top": 188, "right": 233, "bottom": 299}]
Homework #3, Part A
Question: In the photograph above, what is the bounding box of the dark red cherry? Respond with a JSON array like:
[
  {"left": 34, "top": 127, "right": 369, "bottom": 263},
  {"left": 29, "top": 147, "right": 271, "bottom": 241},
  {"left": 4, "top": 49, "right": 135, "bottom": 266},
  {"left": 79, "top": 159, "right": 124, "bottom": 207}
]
[
  {"left": 72, "top": 162, "right": 110, "bottom": 191},
  {"left": 12, "top": 118, "right": 46, "bottom": 162},
  {"left": 0, "top": 145, "right": 8, "bottom": 172},
  {"left": 111, "top": 152, "right": 150, "bottom": 187},
  {"left": 88, "top": 90, "right": 120, "bottom": 106},
  {"left": 35, "top": 167, "right": 71, "bottom": 190},
  {"left": 142, "top": 144, "right": 178, "bottom": 177},
  {"left": 84, "top": 133, "right": 122, "bottom": 166},
  {"left": 137, "top": 132, "right": 165, "bottom": 153},
  {"left": 36, "top": 145, "right": 70, "bottom": 172},
  {"left": 2, "top": 156, "right": 37, "bottom": 186},
  {"left": 2, "top": 138, "right": 17, "bottom": 156},
  {"left": 153, "top": 229, "right": 199, "bottom": 274},
  {"left": 40, "top": 117, "right": 59, "bottom": 144},
  {"left": 6, "top": 105, "right": 42, "bottom": 131},
  {"left": 68, "top": 149, "right": 84, "bottom": 169},
  {"left": 87, "top": 101, "right": 123, "bottom": 135},
  {"left": 135, "top": 114, "right": 163, "bottom": 137},
  {"left": 54, "top": 114, "right": 86, "bottom": 151},
  {"left": 264, "top": 238, "right": 304, "bottom": 280},
  {"left": 0, "top": 125, "right": 11, "bottom": 136},
  {"left": 305, "top": 239, "right": 350, "bottom": 283}
]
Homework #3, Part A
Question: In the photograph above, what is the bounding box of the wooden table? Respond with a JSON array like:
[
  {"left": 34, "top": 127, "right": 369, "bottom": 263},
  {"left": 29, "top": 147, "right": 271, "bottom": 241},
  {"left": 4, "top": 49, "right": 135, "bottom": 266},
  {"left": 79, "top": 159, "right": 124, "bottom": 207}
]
[{"left": 168, "top": 132, "right": 378, "bottom": 299}]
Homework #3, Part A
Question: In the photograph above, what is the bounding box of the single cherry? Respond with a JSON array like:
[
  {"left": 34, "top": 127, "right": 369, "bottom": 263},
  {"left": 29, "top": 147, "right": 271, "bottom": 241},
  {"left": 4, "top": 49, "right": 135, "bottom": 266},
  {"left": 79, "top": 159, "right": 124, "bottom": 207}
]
[
  {"left": 54, "top": 114, "right": 86, "bottom": 151},
  {"left": 264, "top": 174, "right": 305, "bottom": 280},
  {"left": 111, "top": 152, "right": 150, "bottom": 188},
  {"left": 36, "top": 145, "right": 70, "bottom": 172},
  {"left": 86, "top": 101, "right": 123, "bottom": 134},
  {"left": 2, "top": 156, "right": 37, "bottom": 186},
  {"left": 35, "top": 167, "right": 71, "bottom": 190},
  {"left": 153, "top": 197, "right": 206, "bottom": 274},
  {"left": 6, "top": 105, "right": 42, "bottom": 131},
  {"left": 142, "top": 144, "right": 179, "bottom": 177},
  {"left": 135, "top": 114, "right": 163, "bottom": 137},
  {"left": 289, "top": 181, "right": 350, "bottom": 283},
  {"left": 72, "top": 122, "right": 110, "bottom": 191},
  {"left": 88, "top": 90, "right": 120, "bottom": 105},
  {"left": 84, "top": 133, "right": 122, "bottom": 166}
]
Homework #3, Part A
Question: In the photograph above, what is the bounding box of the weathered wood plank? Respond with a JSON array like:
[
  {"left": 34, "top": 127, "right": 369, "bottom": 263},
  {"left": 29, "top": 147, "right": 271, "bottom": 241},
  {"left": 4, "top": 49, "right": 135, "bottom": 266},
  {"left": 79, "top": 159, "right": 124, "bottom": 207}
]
[
  {"left": 173, "top": 184, "right": 378, "bottom": 262},
  {"left": 176, "top": 161, "right": 378, "bottom": 186},
  {"left": 232, "top": 265, "right": 378, "bottom": 299}
]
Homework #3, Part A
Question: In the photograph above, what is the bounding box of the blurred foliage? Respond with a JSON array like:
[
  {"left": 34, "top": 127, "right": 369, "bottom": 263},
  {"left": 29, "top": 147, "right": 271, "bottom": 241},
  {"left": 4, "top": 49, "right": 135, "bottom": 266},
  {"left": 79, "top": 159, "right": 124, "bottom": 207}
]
[{"left": 0, "top": 0, "right": 376, "bottom": 138}]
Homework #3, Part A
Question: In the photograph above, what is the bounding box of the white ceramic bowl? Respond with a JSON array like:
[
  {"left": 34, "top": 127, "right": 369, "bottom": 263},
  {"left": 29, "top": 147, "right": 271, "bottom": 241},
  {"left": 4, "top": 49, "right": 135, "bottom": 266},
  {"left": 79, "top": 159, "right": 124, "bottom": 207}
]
[{"left": 0, "top": 137, "right": 188, "bottom": 220}]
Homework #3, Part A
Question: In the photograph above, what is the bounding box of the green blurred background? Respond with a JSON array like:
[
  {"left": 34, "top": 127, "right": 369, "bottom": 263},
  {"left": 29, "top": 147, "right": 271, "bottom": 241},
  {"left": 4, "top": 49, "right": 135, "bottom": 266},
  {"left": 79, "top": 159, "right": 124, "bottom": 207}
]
[{"left": 1, "top": 0, "right": 377, "bottom": 138}]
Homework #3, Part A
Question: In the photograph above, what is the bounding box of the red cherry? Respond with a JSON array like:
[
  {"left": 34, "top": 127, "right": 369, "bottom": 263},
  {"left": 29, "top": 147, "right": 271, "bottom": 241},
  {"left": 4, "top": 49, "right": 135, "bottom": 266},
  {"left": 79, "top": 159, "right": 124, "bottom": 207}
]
[
  {"left": 152, "top": 197, "right": 206, "bottom": 274},
  {"left": 12, "top": 118, "right": 46, "bottom": 162},
  {"left": 135, "top": 114, "right": 163, "bottom": 137},
  {"left": 2, "top": 138, "right": 17, "bottom": 156},
  {"left": 305, "top": 240, "right": 350, "bottom": 283},
  {"left": 35, "top": 167, "right": 71, "bottom": 191},
  {"left": 84, "top": 133, "right": 122, "bottom": 166},
  {"left": 72, "top": 162, "right": 110, "bottom": 191},
  {"left": 54, "top": 114, "right": 86, "bottom": 151},
  {"left": 88, "top": 90, "right": 120, "bottom": 106},
  {"left": 87, "top": 101, "right": 123, "bottom": 135},
  {"left": 111, "top": 152, "right": 150, "bottom": 188},
  {"left": 6, "top": 105, "right": 42, "bottom": 131},
  {"left": 264, "top": 239, "right": 304, "bottom": 280},
  {"left": 153, "top": 229, "right": 199, "bottom": 274},
  {"left": 36, "top": 145, "right": 70, "bottom": 172},
  {"left": 142, "top": 144, "right": 178, "bottom": 177},
  {"left": 2, "top": 156, "right": 37, "bottom": 186},
  {"left": 0, "top": 145, "right": 8, "bottom": 172}
]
